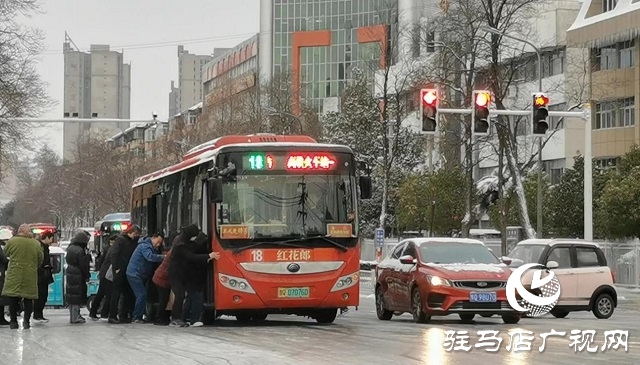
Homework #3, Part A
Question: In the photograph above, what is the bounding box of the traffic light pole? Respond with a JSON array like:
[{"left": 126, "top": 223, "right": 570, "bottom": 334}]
[{"left": 434, "top": 107, "right": 593, "bottom": 241}]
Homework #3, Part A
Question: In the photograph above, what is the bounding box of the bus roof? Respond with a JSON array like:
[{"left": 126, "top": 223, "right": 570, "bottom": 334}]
[{"left": 131, "top": 134, "right": 353, "bottom": 188}]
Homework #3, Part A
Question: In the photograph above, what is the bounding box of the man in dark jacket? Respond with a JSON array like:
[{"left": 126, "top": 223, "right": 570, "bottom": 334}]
[
  {"left": 107, "top": 225, "right": 140, "bottom": 324},
  {"left": 65, "top": 231, "right": 91, "bottom": 324},
  {"left": 33, "top": 231, "right": 55, "bottom": 323},
  {"left": 168, "top": 224, "right": 219, "bottom": 327},
  {"left": 89, "top": 235, "right": 117, "bottom": 320}
]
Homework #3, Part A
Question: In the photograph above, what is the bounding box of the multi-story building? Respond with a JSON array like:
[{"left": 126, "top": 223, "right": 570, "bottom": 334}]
[
  {"left": 63, "top": 35, "right": 131, "bottom": 162},
  {"left": 106, "top": 120, "right": 169, "bottom": 159},
  {"left": 202, "top": 34, "right": 260, "bottom": 121},
  {"left": 259, "top": 0, "right": 408, "bottom": 114},
  {"left": 567, "top": 0, "right": 639, "bottom": 168},
  {"left": 169, "top": 46, "right": 213, "bottom": 116},
  {"left": 168, "top": 80, "right": 180, "bottom": 118}
]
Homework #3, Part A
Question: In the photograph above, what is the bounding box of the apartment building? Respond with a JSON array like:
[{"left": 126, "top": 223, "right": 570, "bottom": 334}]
[
  {"left": 62, "top": 35, "right": 131, "bottom": 162},
  {"left": 168, "top": 46, "right": 213, "bottom": 118},
  {"left": 567, "top": 0, "right": 640, "bottom": 168}
]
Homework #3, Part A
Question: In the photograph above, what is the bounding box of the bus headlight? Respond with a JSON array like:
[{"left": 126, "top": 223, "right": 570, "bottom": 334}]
[
  {"left": 219, "top": 274, "right": 256, "bottom": 294},
  {"left": 331, "top": 272, "right": 359, "bottom": 292}
]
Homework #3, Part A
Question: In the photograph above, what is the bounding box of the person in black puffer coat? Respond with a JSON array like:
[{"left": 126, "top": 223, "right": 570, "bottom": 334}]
[
  {"left": 65, "top": 231, "right": 91, "bottom": 324},
  {"left": 168, "top": 224, "right": 219, "bottom": 327}
]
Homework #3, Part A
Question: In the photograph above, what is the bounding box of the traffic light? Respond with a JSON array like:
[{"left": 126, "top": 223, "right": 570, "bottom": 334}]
[
  {"left": 472, "top": 90, "right": 491, "bottom": 135},
  {"left": 532, "top": 92, "right": 550, "bottom": 135},
  {"left": 420, "top": 88, "right": 439, "bottom": 134}
]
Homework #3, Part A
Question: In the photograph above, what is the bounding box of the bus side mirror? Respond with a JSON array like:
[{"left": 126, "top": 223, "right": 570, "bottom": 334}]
[
  {"left": 359, "top": 176, "right": 372, "bottom": 199},
  {"left": 209, "top": 178, "right": 223, "bottom": 203}
]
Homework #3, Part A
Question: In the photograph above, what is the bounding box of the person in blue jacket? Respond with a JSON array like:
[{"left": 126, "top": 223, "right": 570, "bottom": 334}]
[{"left": 126, "top": 232, "right": 165, "bottom": 323}]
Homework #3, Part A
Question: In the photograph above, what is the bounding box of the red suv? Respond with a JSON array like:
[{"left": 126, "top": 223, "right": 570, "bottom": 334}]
[{"left": 375, "top": 238, "right": 521, "bottom": 324}]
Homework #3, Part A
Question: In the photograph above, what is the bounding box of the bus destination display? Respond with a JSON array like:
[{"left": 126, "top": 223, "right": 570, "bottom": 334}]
[{"left": 243, "top": 152, "right": 337, "bottom": 171}]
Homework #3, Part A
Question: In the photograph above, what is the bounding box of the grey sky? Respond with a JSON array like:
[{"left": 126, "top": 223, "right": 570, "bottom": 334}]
[{"left": 30, "top": 0, "right": 259, "bottom": 156}]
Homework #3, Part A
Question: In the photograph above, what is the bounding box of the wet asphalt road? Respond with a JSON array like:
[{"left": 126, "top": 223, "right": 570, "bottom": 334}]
[{"left": 1, "top": 290, "right": 637, "bottom": 365}]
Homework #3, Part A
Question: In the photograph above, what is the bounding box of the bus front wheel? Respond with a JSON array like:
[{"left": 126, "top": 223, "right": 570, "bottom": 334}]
[{"left": 314, "top": 309, "right": 337, "bottom": 324}]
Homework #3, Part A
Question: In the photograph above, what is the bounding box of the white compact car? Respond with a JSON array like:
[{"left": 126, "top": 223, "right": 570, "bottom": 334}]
[{"left": 507, "top": 239, "right": 617, "bottom": 319}]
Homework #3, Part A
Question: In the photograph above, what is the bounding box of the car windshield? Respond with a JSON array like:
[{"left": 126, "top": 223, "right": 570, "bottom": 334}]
[
  {"left": 216, "top": 151, "right": 357, "bottom": 239},
  {"left": 419, "top": 242, "right": 500, "bottom": 265},
  {"left": 508, "top": 244, "right": 546, "bottom": 264}
]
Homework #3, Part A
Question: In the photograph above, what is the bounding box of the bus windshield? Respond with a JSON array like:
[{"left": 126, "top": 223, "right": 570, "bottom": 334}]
[{"left": 216, "top": 150, "right": 357, "bottom": 240}]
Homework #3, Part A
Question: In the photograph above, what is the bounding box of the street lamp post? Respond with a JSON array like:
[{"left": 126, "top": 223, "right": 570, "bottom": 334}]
[
  {"left": 263, "top": 106, "right": 304, "bottom": 134},
  {"left": 481, "top": 26, "right": 544, "bottom": 239}
]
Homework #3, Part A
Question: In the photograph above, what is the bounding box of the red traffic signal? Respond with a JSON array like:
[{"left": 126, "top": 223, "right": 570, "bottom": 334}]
[
  {"left": 422, "top": 89, "right": 438, "bottom": 106},
  {"left": 472, "top": 90, "right": 491, "bottom": 135},
  {"left": 534, "top": 93, "right": 550, "bottom": 107},
  {"left": 532, "top": 92, "right": 550, "bottom": 134},
  {"left": 420, "top": 88, "right": 439, "bottom": 133},
  {"left": 475, "top": 91, "right": 491, "bottom": 107}
]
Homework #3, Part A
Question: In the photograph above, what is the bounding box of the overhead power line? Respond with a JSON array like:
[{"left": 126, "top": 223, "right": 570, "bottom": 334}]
[{"left": 43, "top": 32, "right": 258, "bottom": 55}]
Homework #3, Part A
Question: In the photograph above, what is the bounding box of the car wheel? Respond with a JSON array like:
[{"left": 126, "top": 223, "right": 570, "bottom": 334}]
[
  {"left": 314, "top": 309, "right": 337, "bottom": 324},
  {"left": 550, "top": 309, "right": 569, "bottom": 318},
  {"left": 459, "top": 314, "right": 475, "bottom": 323},
  {"left": 502, "top": 314, "right": 521, "bottom": 324},
  {"left": 411, "top": 287, "right": 429, "bottom": 323},
  {"left": 375, "top": 286, "right": 393, "bottom": 321},
  {"left": 593, "top": 293, "right": 615, "bottom": 319}
]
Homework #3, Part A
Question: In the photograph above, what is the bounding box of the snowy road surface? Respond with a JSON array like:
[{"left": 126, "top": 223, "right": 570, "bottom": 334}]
[{"left": 1, "top": 293, "right": 637, "bottom": 365}]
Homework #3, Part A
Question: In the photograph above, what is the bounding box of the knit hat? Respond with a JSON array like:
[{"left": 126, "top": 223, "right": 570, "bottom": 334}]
[{"left": 181, "top": 224, "right": 199, "bottom": 240}]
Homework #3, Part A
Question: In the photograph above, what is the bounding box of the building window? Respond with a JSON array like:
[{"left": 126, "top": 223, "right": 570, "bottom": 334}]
[
  {"left": 593, "top": 40, "right": 635, "bottom": 70},
  {"left": 595, "top": 101, "right": 616, "bottom": 129},
  {"left": 596, "top": 157, "right": 618, "bottom": 170},
  {"left": 133, "top": 129, "right": 144, "bottom": 140},
  {"left": 621, "top": 97, "right": 635, "bottom": 127},
  {"left": 619, "top": 40, "right": 635, "bottom": 68},
  {"left": 603, "top": 0, "right": 618, "bottom": 12}
]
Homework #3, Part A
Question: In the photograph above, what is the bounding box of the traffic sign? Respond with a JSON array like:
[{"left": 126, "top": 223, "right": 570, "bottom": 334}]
[{"left": 375, "top": 228, "right": 384, "bottom": 248}]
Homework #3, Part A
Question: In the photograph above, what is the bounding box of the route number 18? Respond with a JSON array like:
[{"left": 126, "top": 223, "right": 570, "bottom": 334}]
[{"left": 251, "top": 249, "right": 263, "bottom": 262}]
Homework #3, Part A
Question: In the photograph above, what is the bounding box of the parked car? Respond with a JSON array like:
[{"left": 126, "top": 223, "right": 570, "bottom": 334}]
[
  {"left": 375, "top": 238, "right": 520, "bottom": 324},
  {"left": 507, "top": 238, "right": 617, "bottom": 319}
]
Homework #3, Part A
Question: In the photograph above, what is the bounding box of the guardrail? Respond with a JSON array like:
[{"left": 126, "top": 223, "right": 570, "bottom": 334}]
[{"left": 359, "top": 269, "right": 375, "bottom": 294}]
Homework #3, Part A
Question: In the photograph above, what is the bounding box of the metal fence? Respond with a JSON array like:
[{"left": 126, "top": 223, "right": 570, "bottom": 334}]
[{"left": 597, "top": 240, "right": 640, "bottom": 288}]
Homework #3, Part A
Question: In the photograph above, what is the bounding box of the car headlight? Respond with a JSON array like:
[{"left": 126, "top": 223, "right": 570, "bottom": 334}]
[
  {"left": 218, "top": 273, "right": 256, "bottom": 294},
  {"left": 427, "top": 275, "right": 451, "bottom": 287},
  {"left": 331, "top": 272, "right": 359, "bottom": 292}
]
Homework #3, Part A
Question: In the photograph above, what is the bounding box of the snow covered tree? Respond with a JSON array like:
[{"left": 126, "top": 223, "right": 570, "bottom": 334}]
[
  {"left": 397, "top": 168, "right": 466, "bottom": 235},
  {"left": 0, "top": 0, "right": 53, "bottom": 176},
  {"left": 546, "top": 155, "right": 612, "bottom": 239},
  {"left": 322, "top": 70, "right": 424, "bottom": 236},
  {"left": 595, "top": 146, "right": 640, "bottom": 240}
]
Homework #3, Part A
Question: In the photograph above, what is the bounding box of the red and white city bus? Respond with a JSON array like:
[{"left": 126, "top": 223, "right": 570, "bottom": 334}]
[{"left": 130, "top": 134, "right": 372, "bottom": 324}]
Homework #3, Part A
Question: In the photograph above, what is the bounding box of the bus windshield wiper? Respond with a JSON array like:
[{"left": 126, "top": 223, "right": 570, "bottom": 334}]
[
  {"left": 290, "top": 234, "right": 348, "bottom": 252},
  {"left": 234, "top": 240, "right": 309, "bottom": 254},
  {"left": 233, "top": 234, "right": 349, "bottom": 254}
]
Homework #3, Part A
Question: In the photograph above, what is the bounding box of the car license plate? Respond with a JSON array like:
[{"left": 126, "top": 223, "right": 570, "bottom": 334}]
[
  {"left": 470, "top": 292, "right": 497, "bottom": 302},
  {"left": 278, "top": 287, "right": 310, "bottom": 298}
]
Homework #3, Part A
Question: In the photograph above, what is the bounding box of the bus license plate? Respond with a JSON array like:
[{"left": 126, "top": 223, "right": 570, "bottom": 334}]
[
  {"left": 470, "top": 292, "right": 497, "bottom": 302},
  {"left": 278, "top": 287, "right": 310, "bottom": 298}
]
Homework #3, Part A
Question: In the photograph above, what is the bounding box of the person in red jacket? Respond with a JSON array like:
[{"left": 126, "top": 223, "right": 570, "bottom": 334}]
[{"left": 152, "top": 237, "right": 175, "bottom": 326}]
